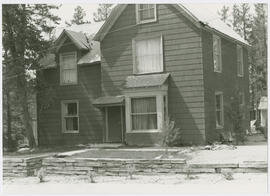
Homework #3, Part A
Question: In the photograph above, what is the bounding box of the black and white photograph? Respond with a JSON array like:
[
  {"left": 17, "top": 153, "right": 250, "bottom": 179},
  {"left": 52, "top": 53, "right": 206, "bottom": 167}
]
[{"left": 1, "top": 1, "right": 268, "bottom": 194}]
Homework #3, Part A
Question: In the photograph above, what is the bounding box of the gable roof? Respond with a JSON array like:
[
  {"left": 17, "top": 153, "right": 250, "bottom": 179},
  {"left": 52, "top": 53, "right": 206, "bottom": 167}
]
[
  {"left": 41, "top": 23, "right": 104, "bottom": 69},
  {"left": 179, "top": 4, "right": 249, "bottom": 45},
  {"left": 94, "top": 4, "right": 249, "bottom": 46},
  {"left": 55, "top": 29, "right": 90, "bottom": 51}
]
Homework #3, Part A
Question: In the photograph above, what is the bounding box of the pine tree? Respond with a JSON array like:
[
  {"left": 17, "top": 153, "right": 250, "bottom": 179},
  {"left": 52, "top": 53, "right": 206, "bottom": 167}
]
[
  {"left": 2, "top": 4, "right": 60, "bottom": 149},
  {"left": 218, "top": 5, "right": 231, "bottom": 26},
  {"left": 93, "top": 4, "right": 113, "bottom": 22},
  {"left": 249, "top": 3, "right": 268, "bottom": 110},
  {"left": 71, "top": 6, "right": 90, "bottom": 25},
  {"left": 231, "top": 3, "right": 253, "bottom": 41}
]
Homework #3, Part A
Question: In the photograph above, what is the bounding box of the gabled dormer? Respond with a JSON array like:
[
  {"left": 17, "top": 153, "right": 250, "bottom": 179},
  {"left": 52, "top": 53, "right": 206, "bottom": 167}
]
[{"left": 54, "top": 30, "right": 91, "bottom": 85}]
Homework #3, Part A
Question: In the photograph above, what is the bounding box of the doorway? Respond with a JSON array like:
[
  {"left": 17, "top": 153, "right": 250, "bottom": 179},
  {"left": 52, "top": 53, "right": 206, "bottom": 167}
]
[{"left": 105, "top": 106, "right": 125, "bottom": 143}]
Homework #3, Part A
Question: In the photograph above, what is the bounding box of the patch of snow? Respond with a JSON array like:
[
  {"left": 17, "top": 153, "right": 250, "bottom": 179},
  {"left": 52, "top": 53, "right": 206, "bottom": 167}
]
[{"left": 55, "top": 149, "right": 90, "bottom": 158}]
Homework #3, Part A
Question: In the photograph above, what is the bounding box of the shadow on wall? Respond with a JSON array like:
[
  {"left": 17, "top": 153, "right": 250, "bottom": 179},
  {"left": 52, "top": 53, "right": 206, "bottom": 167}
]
[{"left": 168, "top": 78, "right": 205, "bottom": 145}]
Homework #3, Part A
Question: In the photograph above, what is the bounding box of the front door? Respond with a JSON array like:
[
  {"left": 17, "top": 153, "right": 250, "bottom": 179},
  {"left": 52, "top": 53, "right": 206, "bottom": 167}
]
[{"left": 106, "top": 106, "right": 123, "bottom": 143}]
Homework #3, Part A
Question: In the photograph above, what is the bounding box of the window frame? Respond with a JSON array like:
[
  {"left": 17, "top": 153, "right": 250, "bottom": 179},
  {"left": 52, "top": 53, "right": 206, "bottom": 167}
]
[
  {"left": 132, "top": 34, "right": 164, "bottom": 75},
  {"left": 125, "top": 90, "right": 168, "bottom": 133},
  {"left": 61, "top": 100, "right": 79, "bottom": 133},
  {"left": 239, "top": 92, "right": 245, "bottom": 107},
  {"left": 59, "top": 51, "right": 78, "bottom": 85},
  {"left": 136, "top": 4, "right": 157, "bottom": 24},
  {"left": 215, "top": 91, "right": 224, "bottom": 129},
  {"left": 237, "top": 45, "right": 244, "bottom": 77},
  {"left": 130, "top": 96, "right": 158, "bottom": 131},
  {"left": 213, "top": 35, "right": 222, "bottom": 73}
]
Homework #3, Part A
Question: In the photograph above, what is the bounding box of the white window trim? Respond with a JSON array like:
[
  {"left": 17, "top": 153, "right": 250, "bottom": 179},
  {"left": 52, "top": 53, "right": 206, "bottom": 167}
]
[
  {"left": 59, "top": 51, "right": 78, "bottom": 85},
  {"left": 215, "top": 91, "right": 224, "bottom": 129},
  {"left": 61, "top": 100, "right": 79, "bottom": 133},
  {"left": 237, "top": 45, "right": 244, "bottom": 77},
  {"left": 136, "top": 4, "right": 157, "bottom": 24},
  {"left": 125, "top": 90, "right": 167, "bottom": 133},
  {"left": 132, "top": 34, "right": 164, "bottom": 75},
  {"left": 213, "top": 35, "right": 222, "bottom": 73},
  {"left": 239, "top": 92, "right": 245, "bottom": 107}
]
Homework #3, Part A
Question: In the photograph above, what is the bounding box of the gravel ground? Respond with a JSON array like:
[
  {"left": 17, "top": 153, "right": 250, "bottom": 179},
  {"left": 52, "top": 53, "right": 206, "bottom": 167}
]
[{"left": 3, "top": 173, "right": 267, "bottom": 194}]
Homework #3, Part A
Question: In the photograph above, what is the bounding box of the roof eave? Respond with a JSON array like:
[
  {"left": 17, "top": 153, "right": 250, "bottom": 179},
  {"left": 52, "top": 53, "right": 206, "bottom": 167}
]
[
  {"left": 202, "top": 25, "right": 251, "bottom": 48},
  {"left": 55, "top": 29, "right": 89, "bottom": 52},
  {"left": 93, "top": 4, "right": 128, "bottom": 42}
]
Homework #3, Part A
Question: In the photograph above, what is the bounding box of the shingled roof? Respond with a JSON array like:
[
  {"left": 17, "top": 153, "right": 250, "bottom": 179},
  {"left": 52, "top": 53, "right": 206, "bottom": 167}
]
[
  {"left": 125, "top": 73, "right": 170, "bottom": 88},
  {"left": 40, "top": 23, "right": 104, "bottom": 69},
  {"left": 93, "top": 95, "right": 125, "bottom": 107},
  {"left": 94, "top": 4, "right": 249, "bottom": 46},
  {"left": 55, "top": 29, "right": 90, "bottom": 51}
]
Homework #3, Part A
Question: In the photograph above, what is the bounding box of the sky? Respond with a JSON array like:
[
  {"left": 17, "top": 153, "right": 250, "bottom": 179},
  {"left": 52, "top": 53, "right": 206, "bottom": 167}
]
[
  {"left": 53, "top": 3, "right": 231, "bottom": 27},
  {"left": 52, "top": 4, "right": 100, "bottom": 26}
]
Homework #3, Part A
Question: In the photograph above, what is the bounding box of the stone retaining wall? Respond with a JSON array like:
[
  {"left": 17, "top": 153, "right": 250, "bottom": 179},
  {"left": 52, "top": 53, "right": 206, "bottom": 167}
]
[
  {"left": 3, "top": 156, "right": 267, "bottom": 177},
  {"left": 43, "top": 158, "right": 267, "bottom": 176},
  {"left": 3, "top": 157, "right": 43, "bottom": 177},
  {"left": 43, "top": 158, "right": 187, "bottom": 176}
]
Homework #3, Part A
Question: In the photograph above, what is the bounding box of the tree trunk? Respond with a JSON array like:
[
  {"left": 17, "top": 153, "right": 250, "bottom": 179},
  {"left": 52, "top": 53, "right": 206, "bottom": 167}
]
[
  {"left": 5, "top": 90, "right": 16, "bottom": 151},
  {"left": 17, "top": 74, "right": 36, "bottom": 149}
]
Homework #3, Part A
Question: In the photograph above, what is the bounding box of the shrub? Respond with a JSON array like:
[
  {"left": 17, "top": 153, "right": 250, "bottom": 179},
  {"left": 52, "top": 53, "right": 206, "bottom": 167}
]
[
  {"left": 126, "top": 164, "right": 136, "bottom": 180},
  {"left": 88, "top": 170, "right": 96, "bottom": 183},
  {"left": 226, "top": 90, "right": 246, "bottom": 145},
  {"left": 161, "top": 118, "right": 182, "bottom": 147}
]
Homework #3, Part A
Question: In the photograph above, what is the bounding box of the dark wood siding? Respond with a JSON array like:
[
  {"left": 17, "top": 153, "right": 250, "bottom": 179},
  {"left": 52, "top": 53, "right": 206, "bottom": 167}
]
[
  {"left": 202, "top": 29, "right": 250, "bottom": 143},
  {"left": 37, "top": 39, "right": 103, "bottom": 146},
  {"left": 101, "top": 4, "right": 205, "bottom": 144}
]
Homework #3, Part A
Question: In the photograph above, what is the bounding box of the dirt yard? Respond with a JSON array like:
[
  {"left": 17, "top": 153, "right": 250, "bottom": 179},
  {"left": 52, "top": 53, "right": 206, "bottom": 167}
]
[{"left": 3, "top": 173, "right": 267, "bottom": 194}]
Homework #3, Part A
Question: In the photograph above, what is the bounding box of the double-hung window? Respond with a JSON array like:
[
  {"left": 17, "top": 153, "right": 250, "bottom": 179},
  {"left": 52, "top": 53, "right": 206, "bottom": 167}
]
[
  {"left": 239, "top": 92, "right": 245, "bottom": 107},
  {"left": 136, "top": 4, "right": 157, "bottom": 24},
  {"left": 213, "top": 35, "right": 222, "bottom": 72},
  {"left": 133, "top": 36, "right": 163, "bottom": 74},
  {"left": 215, "top": 92, "right": 224, "bottom": 128},
  {"left": 61, "top": 100, "right": 79, "bottom": 133},
  {"left": 131, "top": 97, "right": 157, "bottom": 130},
  {"left": 60, "top": 52, "right": 77, "bottom": 85},
  {"left": 237, "top": 45, "right": 244, "bottom": 77}
]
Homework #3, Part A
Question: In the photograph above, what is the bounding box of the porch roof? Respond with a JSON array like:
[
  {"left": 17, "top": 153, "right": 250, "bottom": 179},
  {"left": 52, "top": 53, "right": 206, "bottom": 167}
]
[
  {"left": 93, "top": 95, "right": 125, "bottom": 107},
  {"left": 125, "top": 73, "right": 170, "bottom": 88}
]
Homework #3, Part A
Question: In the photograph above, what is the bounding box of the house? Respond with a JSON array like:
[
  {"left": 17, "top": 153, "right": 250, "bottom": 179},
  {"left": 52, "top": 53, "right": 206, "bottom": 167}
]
[{"left": 38, "top": 4, "right": 250, "bottom": 146}]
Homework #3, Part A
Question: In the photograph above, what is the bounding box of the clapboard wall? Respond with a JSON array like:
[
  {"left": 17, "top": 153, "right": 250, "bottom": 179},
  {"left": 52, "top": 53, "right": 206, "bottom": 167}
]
[
  {"left": 37, "top": 39, "right": 103, "bottom": 146},
  {"left": 100, "top": 4, "right": 206, "bottom": 144}
]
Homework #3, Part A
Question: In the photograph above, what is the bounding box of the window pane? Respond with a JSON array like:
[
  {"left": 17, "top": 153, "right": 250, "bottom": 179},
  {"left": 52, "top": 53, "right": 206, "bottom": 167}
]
[
  {"left": 237, "top": 46, "right": 243, "bottom": 76},
  {"left": 139, "top": 4, "right": 155, "bottom": 21},
  {"left": 65, "top": 117, "right": 78, "bottom": 130},
  {"left": 60, "top": 53, "right": 77, "bottom": 84},
  {"left": 132, "top": 114, "right": 157, "bottom": 130},
  {"left": 213, "top": 36, "right": 221, "bottom": 72},
  {"left": 131, "top": 97, "right": 156, "bottom": 113},
  {"left": 62, "top": 54, "right": 76, "bottom": 69},
  {"left": 215, "top": 94, "right": 221, "bottom": 110},
  {"left": 135, "top": 37, "right": 162, "bottom": 73},
  {"left": 216, "top": 111, "right": 221, "bottom": 126},
  {"left": 131, "top": 97, "right": 157, "bottom": 130},
  {"left": 67, "top": 103, "right": 77, "bottom": 115},
  {"left": 62, "top": 69, "right": 77, "bottom": 83}
]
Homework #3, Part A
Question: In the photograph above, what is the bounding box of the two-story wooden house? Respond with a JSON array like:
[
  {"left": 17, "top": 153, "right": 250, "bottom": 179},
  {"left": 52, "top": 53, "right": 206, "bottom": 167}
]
[{"left": 38, "top": 4, "right": 250, "bottom": 146}]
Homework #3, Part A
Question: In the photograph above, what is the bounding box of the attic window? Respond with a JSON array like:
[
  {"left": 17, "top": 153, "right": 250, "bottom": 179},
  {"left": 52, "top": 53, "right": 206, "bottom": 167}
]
[
  {"left": 136, "top": 4, "right": 157, "bottom": 24},
  {"left": 60, "top": 52, "right": 77, "bottom": 85}
]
